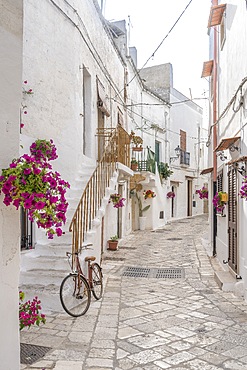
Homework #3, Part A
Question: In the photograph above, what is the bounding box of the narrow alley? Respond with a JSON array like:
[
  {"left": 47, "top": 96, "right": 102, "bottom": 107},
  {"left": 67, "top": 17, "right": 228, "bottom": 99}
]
[{"left": 20, "top": 215, "right": 247, "bottom": 370}]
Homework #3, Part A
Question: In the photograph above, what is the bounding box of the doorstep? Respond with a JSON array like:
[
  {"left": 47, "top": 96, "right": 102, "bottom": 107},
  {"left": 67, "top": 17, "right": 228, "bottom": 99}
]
[{"left": 214, "top": 270, "right": 236, "bottom": 291}]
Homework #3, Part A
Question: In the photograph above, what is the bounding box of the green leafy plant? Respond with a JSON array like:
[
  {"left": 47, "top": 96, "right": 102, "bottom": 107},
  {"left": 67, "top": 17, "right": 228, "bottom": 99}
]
[
  {"left": 110, "top": 235, "right": 118, "bottom": 241},
  {"left": 136, "top": 192, "right": 150, "bottom": 216},
  {"left": 158, "top": 162, "right": 173, "bottom": 180},
  {"left": 131, "top": 158, "right": 138, "bottom": 165},
  {"left": 130, "top": 131, "right": 143, "bottom": 147}
]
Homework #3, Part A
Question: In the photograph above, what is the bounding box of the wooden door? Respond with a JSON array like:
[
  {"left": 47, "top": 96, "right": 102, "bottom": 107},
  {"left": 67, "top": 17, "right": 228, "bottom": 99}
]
[
  {"left": 228, "top": 167, "right": 238, "bottom": 272},
  {"left": 187, "top": 180, "right": 192, "bottom": 216}
]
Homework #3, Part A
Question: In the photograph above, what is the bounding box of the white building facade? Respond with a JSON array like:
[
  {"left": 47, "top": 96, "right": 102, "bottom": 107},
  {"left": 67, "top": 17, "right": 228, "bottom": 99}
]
[
  {"left": 203, "top": 0, "right": 247, "bottom": 299},
  {"left": 140, "top": 64, "right": 206, "bottom": 221},
  {"left": 0, "top": 1, "right": 23, "bottom": 368}
]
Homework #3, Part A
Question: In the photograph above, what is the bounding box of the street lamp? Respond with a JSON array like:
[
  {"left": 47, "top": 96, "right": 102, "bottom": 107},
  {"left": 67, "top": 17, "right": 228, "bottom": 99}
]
[{"left": 169, "top": 145, "right": 181, "bottom": 163}]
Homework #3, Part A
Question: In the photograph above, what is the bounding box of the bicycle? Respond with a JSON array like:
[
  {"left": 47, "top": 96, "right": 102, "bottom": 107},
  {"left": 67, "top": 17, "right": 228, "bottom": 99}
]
[{"left": 59, "top": 243, "right": 103, "bottom": 317}]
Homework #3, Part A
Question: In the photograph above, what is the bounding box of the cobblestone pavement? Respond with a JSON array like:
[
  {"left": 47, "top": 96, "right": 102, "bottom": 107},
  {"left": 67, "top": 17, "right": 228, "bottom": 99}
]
[{"left": 20, "top": 215, "right": 247, "bottom": 370}]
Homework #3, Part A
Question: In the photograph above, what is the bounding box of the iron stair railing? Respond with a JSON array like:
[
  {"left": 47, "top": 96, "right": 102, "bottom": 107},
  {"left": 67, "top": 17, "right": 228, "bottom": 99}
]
[{"left": 69, "top": 125, "right": 131, "bottom": 253}]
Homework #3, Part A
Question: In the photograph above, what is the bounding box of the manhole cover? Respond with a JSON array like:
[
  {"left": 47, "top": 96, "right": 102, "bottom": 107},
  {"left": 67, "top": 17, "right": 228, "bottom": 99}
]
[
  {"left": 20, "top": 343, "right": 51, "bottom": 365},
  {"left": 166, "top": 238, "right": 183, "bottom": 241},
  {"left": 122, "top": 267, "right": 150, "bottom": 277},
  {"left": 122, "top": 267, "right": 184, "bottom": 279}
]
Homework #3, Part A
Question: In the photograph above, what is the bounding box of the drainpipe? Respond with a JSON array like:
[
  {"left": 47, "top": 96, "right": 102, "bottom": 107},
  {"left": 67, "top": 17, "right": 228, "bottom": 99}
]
[{"left": 212, "top": 0, "right": 218, "bottom": 256}]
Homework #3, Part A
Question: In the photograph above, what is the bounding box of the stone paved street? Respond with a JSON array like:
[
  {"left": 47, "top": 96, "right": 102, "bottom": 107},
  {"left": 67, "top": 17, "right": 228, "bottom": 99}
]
[{"left": 20, "top": 215, "right": 247, "bottom": 369}]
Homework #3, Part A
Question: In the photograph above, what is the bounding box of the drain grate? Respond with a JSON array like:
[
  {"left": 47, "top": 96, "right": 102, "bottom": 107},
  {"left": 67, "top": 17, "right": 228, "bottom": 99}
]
[
  {"left": 122, "top": 266, "right": 184, "bottom": 279},
  {"left": 20, "top": 343, "right": 51, "bottom": 365},
  {"left": 122, "top": 266, "right": 150, "bottom": 277},
  {"left": 155, "top": 268, "right": 184, "bottom": 279},
  {"left": 166, "top": 238, "right": 183, "bottom": 241}
]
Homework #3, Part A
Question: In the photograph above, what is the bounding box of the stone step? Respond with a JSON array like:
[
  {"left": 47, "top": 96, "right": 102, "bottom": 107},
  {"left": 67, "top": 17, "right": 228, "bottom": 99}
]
[
  {"left": 20, "top": 268, "right": 68, "bottom": 286},
  {"left": 21, "top": 254, "right": 69, "bottom": 272},
  {"left": 214, "top": 271, "right": 236, "bottom": 291}
]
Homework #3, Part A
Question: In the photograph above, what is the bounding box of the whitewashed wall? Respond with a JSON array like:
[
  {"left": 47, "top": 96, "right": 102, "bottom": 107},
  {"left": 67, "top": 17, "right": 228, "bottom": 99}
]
[
  {"left": 21, "top": 0, "right": 128, "bottom": 251},
  {"left": 168, "top": 88, "right": 205, "bottom": 220},
  {"left": 0, "top": 1, "right": 23, "bottom": 368},
  {"left": 209, "top": 1, "right": 247, "bottom": 298},
  {"left": 126, "top": 59, "right": 170, "bottom": 229}
]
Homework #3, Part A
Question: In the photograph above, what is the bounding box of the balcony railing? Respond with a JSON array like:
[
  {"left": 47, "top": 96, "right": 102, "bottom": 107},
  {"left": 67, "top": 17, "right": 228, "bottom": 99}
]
[
  {"left": 180, "top": 150, "right": 190, "bottom": 166},
  {"left": 131, "top": 147, "right": 156, "bottom": 174},
  {"left": 69, "top": 125, "right": 131, "bottom": 253}
]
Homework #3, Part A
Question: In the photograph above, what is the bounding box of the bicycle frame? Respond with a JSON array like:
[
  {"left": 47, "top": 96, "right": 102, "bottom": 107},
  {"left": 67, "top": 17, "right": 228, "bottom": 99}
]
[{"left": 66, "top": 252, "right": 94, "bottom": 290}]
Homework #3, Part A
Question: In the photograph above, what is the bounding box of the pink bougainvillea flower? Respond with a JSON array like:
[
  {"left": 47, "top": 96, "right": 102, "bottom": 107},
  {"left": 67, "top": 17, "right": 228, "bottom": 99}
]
[
  {"left": 24, "top": 111, "right": 27, "bottom": 115},
  {"left": 20, "top": 123, "right": 24, "bottom": 129},
  {"left": 23, "top": 80, "right": 28, "bottom": 84}
]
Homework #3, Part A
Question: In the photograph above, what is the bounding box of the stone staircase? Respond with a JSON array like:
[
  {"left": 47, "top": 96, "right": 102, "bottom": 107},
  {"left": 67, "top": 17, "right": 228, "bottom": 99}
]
[{"left": 19, "top": 158, "right": 119, "bottom": 314}]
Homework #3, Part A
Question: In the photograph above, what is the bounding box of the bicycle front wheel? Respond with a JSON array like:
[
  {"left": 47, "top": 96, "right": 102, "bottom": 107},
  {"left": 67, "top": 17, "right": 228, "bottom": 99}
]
[
  {"left": 60, "top": 274, "right": 91, "bottom": 317},
  {"left": 91, "top": 263, "right": 103, "bottom": 300}
]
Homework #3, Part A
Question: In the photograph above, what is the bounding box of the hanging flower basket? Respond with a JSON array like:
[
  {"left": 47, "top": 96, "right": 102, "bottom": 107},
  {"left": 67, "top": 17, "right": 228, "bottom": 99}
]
[
  {"left": 167, "top": 191, "right": 175, "bottom": 199},
  {"left": 109, "top": 193, "right": 125, "bottom": 208},
  {"left": 239, "top": 176, "right": 247, "bottom": 200},
  {"left": 143, "top": 189, "right": 156, "bottom": 199},
  {"left": 212, "top": 191, "right": 227, "bottom": 213},
  {"left": 196, "top": 186, "right": 208, "bottom": 199},
  {"left": 130, "top": 131, "right": 143, "bottom": 151},
  {"left": 0, "top": 139, "right": 70, "bottom": 239}
]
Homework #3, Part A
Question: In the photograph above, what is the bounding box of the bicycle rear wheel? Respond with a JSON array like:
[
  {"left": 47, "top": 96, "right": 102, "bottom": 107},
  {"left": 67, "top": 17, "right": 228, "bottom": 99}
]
[
  {"left": 91, "top": 263, "right": 103, "bottom": 300},
  {"left": 60, "top": 274, "right": 91, "bottom": 317}
]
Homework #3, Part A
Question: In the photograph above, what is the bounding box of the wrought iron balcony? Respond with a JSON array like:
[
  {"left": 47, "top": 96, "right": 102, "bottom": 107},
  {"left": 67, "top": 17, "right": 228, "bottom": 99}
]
[{"left": 180, "top": 150, "right": 190, "bottom": 166}]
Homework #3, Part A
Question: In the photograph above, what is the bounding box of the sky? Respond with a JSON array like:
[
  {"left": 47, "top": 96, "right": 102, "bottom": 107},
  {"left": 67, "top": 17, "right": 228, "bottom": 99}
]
[{"left": 102, "top": 0, "right": 211, "bottom": 108}]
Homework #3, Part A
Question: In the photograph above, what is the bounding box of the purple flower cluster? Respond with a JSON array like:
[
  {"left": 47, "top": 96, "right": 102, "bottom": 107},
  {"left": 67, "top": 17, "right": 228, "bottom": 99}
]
[
  {"left": 212, "top": 192, "right": 225, "bottom": 213},
  {"left": 196, "top": 186, "right": 208, "bottom": 199},
  {"left": 0, "top": 140, "right": 70, "bottom": 238},
  {"left": 109, "top": 193, "right": 126, "bottom": 208},
  {"left": 30, "top": 139, "right": 58, "bottom": 162},
  {"left": 239, "top": 177, "right": 247, "bottom": 200},
  {"left": 19, "top": 291, "right": 46, "bottom": 331},
  {"left": 167, "top": 191, "right": 175, "bottom": 199}
]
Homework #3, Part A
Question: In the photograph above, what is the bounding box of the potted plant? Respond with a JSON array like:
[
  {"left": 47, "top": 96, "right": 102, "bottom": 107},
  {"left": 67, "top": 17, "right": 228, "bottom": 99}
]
[
  {"left": 158, "top": 162, "right": 173, "bottom": 180},
  {"left": 239, "top": 176, "right": 247, "bottom": 200},
  {"left": 135, "top": 192, "right": 153, "bottom": 230},
  {"left": 108, "top": 193, "right": 125, "bottom": 208},
  {"left": 130, "top": 131, "right": 143, "bottom": 151},
  {"left": 0, "top": 139, "right": 70, "bottom": 239},
  {"left": 167, "top": 191, "right": 175, "bottom": 199},
  {"left": 107, "top": 235, "right": 119, "bottom": 250},
  {"left": 143, "top": 189, "right": 156, "bottom": 199},
  {"left": 196, "top": 186, "right": 208, "bottom": 199},
  {"left": 131, "top": 158, "right": 138, "bottom": 171},
  {"left": 212, "top": 191, "right": 227, "bottom": 213}
]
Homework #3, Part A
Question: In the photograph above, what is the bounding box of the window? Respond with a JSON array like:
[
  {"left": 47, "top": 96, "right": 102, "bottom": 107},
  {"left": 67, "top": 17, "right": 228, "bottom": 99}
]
[{"left": 217, "top": 171, "right": 223, "bottom": 193}]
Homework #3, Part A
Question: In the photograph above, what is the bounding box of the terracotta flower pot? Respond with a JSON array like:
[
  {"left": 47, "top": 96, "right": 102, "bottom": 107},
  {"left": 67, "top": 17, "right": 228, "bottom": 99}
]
[
  {"left": 131, "top": 163, "right": 138, "bottom": 171},
  {"left": 108, "top": 240, "right": 118, "bottom": 251},
  {"left": 132, "top": 146, "right": 143, "bottom": 152}
]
